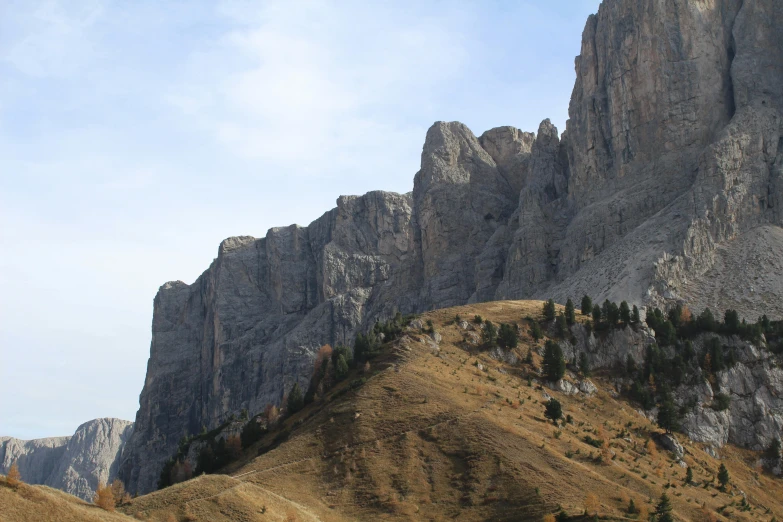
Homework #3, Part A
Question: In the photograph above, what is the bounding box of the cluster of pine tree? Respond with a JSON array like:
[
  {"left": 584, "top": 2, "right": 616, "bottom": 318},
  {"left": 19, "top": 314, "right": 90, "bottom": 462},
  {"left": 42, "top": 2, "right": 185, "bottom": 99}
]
[
  {"left": 303, "top": 344, "right": 352, "bottom": 405},
  {"left": 579, "top": 295, "right": 641, "bottom": 331},
  {"left": 353, "top": 312, "right": 416, "bottom": 362},
  {"left": 157, "top": 425, "right": 241, "bottom": 489},
  {"left": 475, "top": 317, "right": 519, "bottom": 349},
  {"left": 646, "top": 304, "right": 782, "bottom": 348}
]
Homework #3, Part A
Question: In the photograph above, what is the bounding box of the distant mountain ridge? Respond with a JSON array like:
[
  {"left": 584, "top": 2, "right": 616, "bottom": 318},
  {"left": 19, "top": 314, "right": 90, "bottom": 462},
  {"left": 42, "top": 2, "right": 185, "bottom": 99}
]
[
  {"left": 0, "top": 418, "right": 133, "bottom": 501},
  {"left": 110, "top": 0, "right": 782, "bottom": 495}
]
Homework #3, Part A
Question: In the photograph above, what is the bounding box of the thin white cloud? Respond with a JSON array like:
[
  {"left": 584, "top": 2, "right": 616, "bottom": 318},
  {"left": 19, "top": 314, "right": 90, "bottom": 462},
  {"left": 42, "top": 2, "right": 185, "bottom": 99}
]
[
  {"left": 166, "top": 0, "right": 470, "bottom": 174},
  {"left": 1, "top": 0, "right": 104, "bottom": 78}
]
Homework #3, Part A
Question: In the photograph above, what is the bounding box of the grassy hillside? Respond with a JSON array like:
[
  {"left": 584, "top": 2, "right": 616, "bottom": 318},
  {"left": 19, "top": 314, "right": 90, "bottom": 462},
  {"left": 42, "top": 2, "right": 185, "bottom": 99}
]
[
  {"left": 124, "top": 300, "right": 783, "bottom": 521},
  {"left": 0, "top": 479, "right": 134, "bottom": 522},
  {"left": 7, "top": 300, "right": 783, "bottom": 521}
]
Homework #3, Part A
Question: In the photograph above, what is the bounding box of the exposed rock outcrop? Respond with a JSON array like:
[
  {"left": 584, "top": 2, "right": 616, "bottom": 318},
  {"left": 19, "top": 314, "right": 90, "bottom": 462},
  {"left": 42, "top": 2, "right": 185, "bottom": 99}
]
[
  {"left": 0, "top": 418, "right": 133, "bottom": 501},
  {"left": 677, "top": 338, "right": 783, "bottom": 452},
  {"left": 121, "top": 0, "right": 783, "bottom": 494}
]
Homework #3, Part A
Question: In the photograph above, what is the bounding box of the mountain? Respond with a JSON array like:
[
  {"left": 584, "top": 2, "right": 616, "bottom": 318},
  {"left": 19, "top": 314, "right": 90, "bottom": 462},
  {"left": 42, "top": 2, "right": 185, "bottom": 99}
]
[
  {"left": 114, "top": 301, "right": 782, "bottom": 520},
  {"left": 120, "top": 0, "right": 783, "bottom": 495},
  {"left": 0, "top": 418, "right": 133, "bottom": 501},
  {"left": 6, "top": 301, "right": 783, "bottom": 520}
]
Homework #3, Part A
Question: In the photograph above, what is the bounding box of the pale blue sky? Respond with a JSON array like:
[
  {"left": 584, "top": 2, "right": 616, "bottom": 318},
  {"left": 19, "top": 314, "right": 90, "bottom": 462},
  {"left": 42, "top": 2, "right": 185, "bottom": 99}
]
[{"left": 0, "top": 0, "right": 601, "bottom": 439}]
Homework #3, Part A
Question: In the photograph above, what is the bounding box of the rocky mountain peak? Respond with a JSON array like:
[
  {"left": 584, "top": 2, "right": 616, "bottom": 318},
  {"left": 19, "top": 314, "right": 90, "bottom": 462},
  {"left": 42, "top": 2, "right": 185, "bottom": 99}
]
[
  {"left": 1, "top": 418, "right": 133, "bottom": 501},
  {"left": 119, "top": 0, "right": 783, "bottom": 495}
]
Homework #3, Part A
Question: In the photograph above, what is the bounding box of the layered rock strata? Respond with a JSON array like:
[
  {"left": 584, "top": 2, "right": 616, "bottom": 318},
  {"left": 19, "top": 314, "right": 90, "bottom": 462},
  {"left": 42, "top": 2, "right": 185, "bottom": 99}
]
[{"left": 121, "top": 0, "right": 783, "bottom": 493}]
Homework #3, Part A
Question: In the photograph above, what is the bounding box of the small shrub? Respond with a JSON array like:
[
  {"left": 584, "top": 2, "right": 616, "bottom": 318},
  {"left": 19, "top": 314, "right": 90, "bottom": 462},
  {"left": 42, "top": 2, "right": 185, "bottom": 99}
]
[
  {"left": 712, "top": 393, "right": 731, "bottom": 411},
  {"left": 473, "top": 315, "right": 483, "bottom": 324},
  {"left": 584, "top": 492, "right": 599, "bottom": 516}
]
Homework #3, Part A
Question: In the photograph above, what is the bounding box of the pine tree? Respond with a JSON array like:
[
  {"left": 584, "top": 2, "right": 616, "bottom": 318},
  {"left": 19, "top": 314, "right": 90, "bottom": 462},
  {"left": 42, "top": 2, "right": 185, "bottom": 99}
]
[
  {"left": 724, "top": 309, "right": 740, "bottom": 334},
  {"left": 581, "top": 295, "right": 592, "bottom": 315},
  {"left": 592, "top": 304, "right": 602, "bottom": 325},
  {"left": 565, "top": 298, "right": 576, "bottom": 325},
  {"left": 556, "top": 311, "right": 568, "bottom": 337},
  {"left": 482, "top": 320, "right": 498, "bottom": 346},
  {"left": 657, "top": 396, "right": 680, "bottom": 434},
  {"left": 544, "top": 398, "right": 562, "bottom": 423},
  {"left": 529, "top": 321, "right": 543, "bottom": 341},
  {"left": 498, "top": 323, "right": 518, "bottom": 348},
  {"left": 620, "top": 301, "right": 631, "bottom": 324},
  {"left": 543, "top": 340, "right": 566, "bottom": 382},
  {"left": 335, "top": 354, "right": 349, "bottom": 381},
  {"left": 628, "top": 498, "right": 639, "bottom": 514},
  {"left": 685, "top": 466, "right": 693, "bottom": 484},
  {"left": 287, "top": 383, "right": 304, "bottom": 414},
  {"left": 579, "top": 352, "right": 590, "bottom": 377},
  {"left": 718, "top": 463, "right": 730, "bottom": 489},
  {"left": 6, "top": 461, "right": 21, "bottom": 488},
  {"left": 631, "top": 305, "right": 641, "bottom": 324},
  {"left": 766, "top": 438, "right": 782, "bottom": 461},
  {"left": 655, "top": 493, "right": 674, "bottom": 522},
  {"left": 543, "top": 299, "right": 556, "bottom": 321}
]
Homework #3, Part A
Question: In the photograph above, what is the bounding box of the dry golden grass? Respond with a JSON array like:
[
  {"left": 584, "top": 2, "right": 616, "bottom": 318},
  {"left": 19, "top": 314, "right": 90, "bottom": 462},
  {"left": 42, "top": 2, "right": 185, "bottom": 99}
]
[
  {"left": 0, "top": 479, "right": 135, "bottom": 522},
  {"left": 124, "top": 300, "right": 783, "bottom": 521},
  {"left": 7, "top": 300, "right": 783, "bottom": 521}
]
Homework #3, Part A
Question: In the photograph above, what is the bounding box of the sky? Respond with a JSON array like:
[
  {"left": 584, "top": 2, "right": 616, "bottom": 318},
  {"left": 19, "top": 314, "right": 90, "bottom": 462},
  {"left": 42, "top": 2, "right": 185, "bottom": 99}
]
[{"left": 0, "top": 0, "right": 602, "bottom": 439}]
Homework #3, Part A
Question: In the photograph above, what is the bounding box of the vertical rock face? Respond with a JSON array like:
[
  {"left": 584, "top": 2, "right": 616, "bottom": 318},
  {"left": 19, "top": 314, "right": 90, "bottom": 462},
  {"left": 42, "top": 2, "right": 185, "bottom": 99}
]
[
  {"left": 0, "top": 418, "right": 133, "bottom": 501},
  {"left": 121, "top": 0, "right": 783, "bottom": 493}
]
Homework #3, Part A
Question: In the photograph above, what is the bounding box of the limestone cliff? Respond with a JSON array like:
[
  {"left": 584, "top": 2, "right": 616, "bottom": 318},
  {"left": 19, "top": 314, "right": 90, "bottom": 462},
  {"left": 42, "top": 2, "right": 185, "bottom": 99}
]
[
  {"left": 121, "top": 0, "right": 783, "bottom": 494},
  {"left": 0, "top": 418, "right": 133, "bottom": 501}
]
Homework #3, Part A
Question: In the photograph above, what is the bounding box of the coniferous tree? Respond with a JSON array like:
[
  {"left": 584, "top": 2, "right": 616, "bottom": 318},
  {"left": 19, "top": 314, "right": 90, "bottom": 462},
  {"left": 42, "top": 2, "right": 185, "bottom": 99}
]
[
  {"left": 718, "top": 463, "right": 730, "bottom": 489},
  {"left": 482, "top": 320, "right": 498, "bottom": 346},
  {"left": 592, "top": 304, "right": 602, "bottom": 325},
  {"left": 620, "top": 301, "right": 631, "bottom": 325},
  {"left": 608, "top": 301, "right": 620, "bottom": 326},
  {"left": 656, "top": 320, "right": 677, "bottom": 346},
  {"left": 628, "top": 498, "right": 639, "bottom": 514},
  {"left": 525, "top": 349, "right": 534, "bottom": 365},
  {"left": 698, "top": 308, "right": 716, "bottom": 331},
  {"left": 600, "top": 300, "right": 617, "bottom": 326},
  {"left": 655, "top": 493, "right": 674, "bottom": 522},
  {"left": 631, "top": 305, "right": 641, "bottom": 325},
  {"left": 581, "top": 295, "right": 592, "bottom": 315},
  {"left": 766, "top": 437, "right": 782, "bottom": 461},
  {"left": 657, "top": 395, "right": 680, "bottom": 434},
  {"left": 497, "top": 323, "right": 518, "bottom": 348},
  {"left": 685, "top": 466, "right": 693, "bottom": 484},
  {"left": 287, "top": 383, "right": 304, "bottom": 414},
  {"left": 579, "top": 352, "right": 590, "bottom": 377},
  {"left": 543, "top": 340, "right": 566, "bottom": 382},
  {"left": 544, "top": 398, "right": 562, "bottom": 423},
  {"left": 241, "top": 418, "right": 266, "bottom": 449},
  {"left": 565, "top": 298, "right": 576, "bottom": 325},
  {"left": 529, "top": 321, "right": 543, "bottom": 341},
  {"left": 556, "top": 311, "right": 568, "bottom": 337},
  {"left": 335, "top": 354, "right": 349, "bottom": 381},
  {"left": 543, "top": 299, "right": 556, "bottom": 321},
  {"left": 6, "top": 461, "right": 21, "bottom": 488},
  {"left": 94, "top": 482, "right": 115, "bottom": 511},
  {"left": 724, "top": 309, "right": 740, "bottom": 334},
  {"left": 110, "top": 479, "right": 130, "bottom": 507}
]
